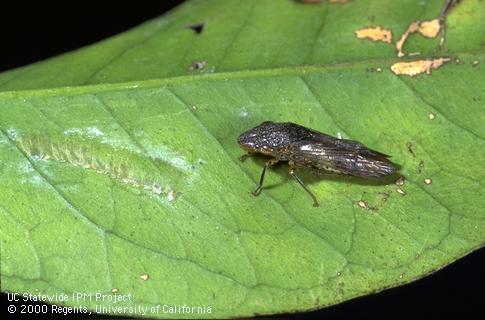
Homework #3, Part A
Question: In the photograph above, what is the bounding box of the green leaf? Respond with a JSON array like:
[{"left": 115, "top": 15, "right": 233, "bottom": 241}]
[{"left": 1, "top": 0, "right": 484, "bottom": 318}]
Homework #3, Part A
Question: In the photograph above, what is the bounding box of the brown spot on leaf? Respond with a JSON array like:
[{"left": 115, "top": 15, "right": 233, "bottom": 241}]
[
  {"left": 417, "top": 160, "right": 425, "bottom": 174},
  {"left": 358, "top": 191, "right": 390, "bottom": 212},
  {"left": 378, "top": 192, "right": 391, "bottom": 207},
  {"left": 356, "top": 199, "right": 380, "bottom": 212},
  {"left": 390, "top": 58, "right": 450, "bottom": 76},
  {"left": 439, "top": 0, "right": 461, "bottom": 48},
  {"left": 189, "top": 61, "right": 207, "bottom": 71},
  {"left": 441, "top": 0, "right": 460, "bottom": 17},
  {"left": 355, "top": 26, "right": 393, "bottom": 43},
  {"left": 424, "top": 178, "right": 433, "bottom": 185},
  {"left": 395, "top": 176, "right": 405, "bottom": 186},
  {"left": 338, "top": 281, "right": 345, "bottom": 296},
  {"left": 454, "top": 58, "right": 464, "bottom": 65},
  {"left": 406, "top": 142, "right": 415, "bottom": 157},
  {"left": 329, "top": 0, "right": 350, "bottom": 3},
  {"left": 366, "top": 67, "right": 384, "bottom": 73},
  {"left": 366, "top": 67, "right": 383, "bottom": 73}
]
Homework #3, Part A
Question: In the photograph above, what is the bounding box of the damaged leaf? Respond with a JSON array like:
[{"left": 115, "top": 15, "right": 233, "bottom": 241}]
[
  {"left": 0, "top": 0, "right": 484, "bottom": 319},
  {"left": 395, "top": 0, "right": 459, "bottom": 57},
  {"left": 396, "top": 19, "right": 443, "bottom": 57},
  {"left": 418, "top": 19, "right": 441, "bottom": 38},
  {"left": 390, "top": 58, "right": 451, "bottom": 76},
  {"left": 355, "top": 26, "right": 392, "bottom": 43}
]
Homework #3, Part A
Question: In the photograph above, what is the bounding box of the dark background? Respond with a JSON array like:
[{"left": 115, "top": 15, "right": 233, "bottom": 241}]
[{"left": 1, "top": 1, "right": 484, "bottom": 319}]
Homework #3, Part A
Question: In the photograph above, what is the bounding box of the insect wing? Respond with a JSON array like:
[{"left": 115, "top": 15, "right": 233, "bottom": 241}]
[
  {"left": 289, "top": 140, "right": 395, "bottom": 177},
  {"left": 306, "top": 128, "right": 391, "bottom": 158},
  {"left": 288, "top": 140, "right": 346, "bottom": 170}
]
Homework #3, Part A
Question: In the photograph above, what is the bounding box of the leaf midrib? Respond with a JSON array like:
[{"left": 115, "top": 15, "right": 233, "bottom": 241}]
[{"left": 1, "top": 50, "right": 483, "bottom": 100}]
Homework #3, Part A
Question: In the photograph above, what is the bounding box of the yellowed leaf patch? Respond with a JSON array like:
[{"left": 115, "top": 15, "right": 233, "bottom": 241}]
[
  {"left": 418, "top": 19, "right": 441, "bottom": 38},
  {"left": 390, "top": 58, "right": 450, "bottom": 76},
  {"left": 355, "top": 27, "right": 393, "bottom": 43},
  {"left": 396, "top": 19, "right": 442, "bottom": 57}
]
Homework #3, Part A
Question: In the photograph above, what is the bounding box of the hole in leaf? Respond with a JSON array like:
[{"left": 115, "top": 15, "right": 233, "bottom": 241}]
[{"left": 187, "top": 22, "right": 205, "bottom": 34}]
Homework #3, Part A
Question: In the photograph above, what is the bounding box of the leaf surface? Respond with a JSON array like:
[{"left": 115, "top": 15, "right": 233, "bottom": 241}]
[{"left": 1, "top": 0, "right": 484, "bottom": 318}]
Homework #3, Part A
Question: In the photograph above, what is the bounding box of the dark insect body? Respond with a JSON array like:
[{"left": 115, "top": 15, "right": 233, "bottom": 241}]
[{"left": 237, "top": 121, "right": 397, "bottom": 207}]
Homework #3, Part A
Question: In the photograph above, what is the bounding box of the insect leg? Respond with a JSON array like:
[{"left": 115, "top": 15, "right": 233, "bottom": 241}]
[
  {"left": 289, "top": 162, "right": 320, "bottom": 207},
  {"left": 252, "top": 158, "right": 279, "bottom": 196},
  {"left": 239, "top": 151, "right": 258, "bottom": 162},
  {"left": 239, "top": 153, "right": 250, "bottom": 162}
]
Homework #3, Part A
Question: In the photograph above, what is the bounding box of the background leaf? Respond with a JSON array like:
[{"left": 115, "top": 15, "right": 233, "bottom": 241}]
[{"left": 1, "top": 0, "right": 484, "bottom": 318}]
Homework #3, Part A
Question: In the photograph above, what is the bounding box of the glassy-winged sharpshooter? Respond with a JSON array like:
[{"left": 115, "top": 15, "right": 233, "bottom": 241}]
[{"left": 238, "top": 121, "right": 397, "bottom": 207}]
